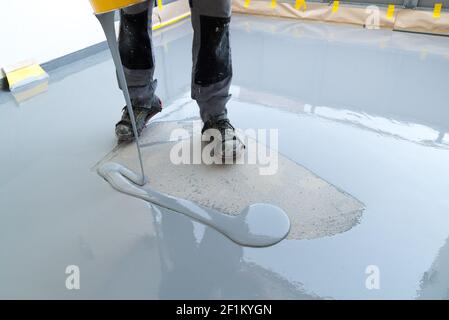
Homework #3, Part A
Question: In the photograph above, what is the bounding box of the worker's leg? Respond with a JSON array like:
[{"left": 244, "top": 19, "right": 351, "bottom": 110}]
[
  {"left": 119, "top": 0, "right": 157, "bottom": 107},
  {"left": 190, "top": 0, "right": 245, "bottom": 160},
  {"left": 190, "top": 0, "right": 232, "bottom": 122},
  {"left": 116, "top": 1, "right": 162, "bottom": 141}
]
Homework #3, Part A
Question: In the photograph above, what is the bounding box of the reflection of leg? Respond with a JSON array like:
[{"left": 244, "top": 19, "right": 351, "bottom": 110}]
[
  {"left": 436, "top": 131, "right": 445, "bottom": 144},
  {"left": 190, "top": 0, "right": 232, "bottom": 123},
  {"left": 156, "top": 209, "right": 202, "bottom": 299},
  {"left": 197, "top": 227, "right": 246, "bottom": 297}
]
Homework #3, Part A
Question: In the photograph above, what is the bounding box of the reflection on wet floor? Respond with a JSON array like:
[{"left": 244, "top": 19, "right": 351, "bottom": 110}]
[{"left": 1, "top": 14, "right": 449, "bottom": 299}]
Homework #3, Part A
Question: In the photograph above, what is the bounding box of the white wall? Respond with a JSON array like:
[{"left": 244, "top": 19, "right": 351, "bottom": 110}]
[{"left": 0, "top": 0, "right": 106, "bottom": 74}]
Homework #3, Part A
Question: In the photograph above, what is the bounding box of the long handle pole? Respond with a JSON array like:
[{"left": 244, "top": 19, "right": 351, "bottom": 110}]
[{"left": 96, "top": 11, "right": 146, "bottom": 186}]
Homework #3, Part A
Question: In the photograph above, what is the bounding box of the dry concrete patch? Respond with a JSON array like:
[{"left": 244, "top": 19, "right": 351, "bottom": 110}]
[{"left": 96, "top": 120, "right": 364, "bottom": 240}]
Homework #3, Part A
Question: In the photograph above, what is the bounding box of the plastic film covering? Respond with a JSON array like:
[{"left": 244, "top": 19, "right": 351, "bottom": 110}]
[
  {"left": 395, "top": 8, "right": 449, "bottom": 35},
  {"left": 232, "top": 0, "right": 449, "bottom": 35}
]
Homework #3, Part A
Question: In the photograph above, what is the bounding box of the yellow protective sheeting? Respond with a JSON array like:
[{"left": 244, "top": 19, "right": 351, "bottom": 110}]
[
  {"left": 232, "top": 0, "right": 449, "bottom": 35},
  {"left": 89, "top": 0, "right": 147, "bottom": 14}
]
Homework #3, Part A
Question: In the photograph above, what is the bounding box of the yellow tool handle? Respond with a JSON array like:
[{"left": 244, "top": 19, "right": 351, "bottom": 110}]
[{"left": 89, "top": 0, "right": 147, "bottom": 14}]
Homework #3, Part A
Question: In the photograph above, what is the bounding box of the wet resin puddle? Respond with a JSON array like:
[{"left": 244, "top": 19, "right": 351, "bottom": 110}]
[{"left": 98, "top": 162, "right": 291, "bottom": 247}]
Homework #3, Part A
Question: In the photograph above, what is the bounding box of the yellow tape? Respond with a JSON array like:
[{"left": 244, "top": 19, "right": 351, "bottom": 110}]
[
  {"left": 152, "top": 12, "right": 191, "bottom": 30},
  {"left": 271, "top": 0, "right": 277, "bottom": 9},
  {"left": 386, "top": 4, "right": 395, "bottom": 20},
  {"left": 433, "top": 3, "right": 442, "bottom": 18},
  {"left": 295, "top": 0, "right": 307, "bottom": 11},
  {"left": 6, "top": 64, "right": 47, "bottom": 89},
  {"left": 332, "top": 0, "right": 339, "bottom": 13},
  {"left": 157, "top": 0, "right": 163, "bottom": 10},
  {"left": 244, "top": 0, "right": 251, "bottom": 8}
]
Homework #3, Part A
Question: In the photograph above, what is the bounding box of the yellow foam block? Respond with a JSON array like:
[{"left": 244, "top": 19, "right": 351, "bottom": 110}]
[
  {"left": 244, "top": 0, "right": 251, "bottom": 8},
  {"left": 271, "top": 0, "right": 277, "bottom": 9},
  {"left": 89, "top": 0, "right": 147, "bottom": 14},
  {"left": 3, "top": 62, "right": 48, "bottom": 91}
]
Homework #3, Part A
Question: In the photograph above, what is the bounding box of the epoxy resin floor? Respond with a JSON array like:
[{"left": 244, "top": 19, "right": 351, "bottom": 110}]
[{"left": 1, "top": 15, "right": 449, "bottom": 299}]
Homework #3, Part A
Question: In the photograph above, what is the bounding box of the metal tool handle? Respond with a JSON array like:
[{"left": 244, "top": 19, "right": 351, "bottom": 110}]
[{"left": 96, "top": 11, "right": 147, "bottom": 186}]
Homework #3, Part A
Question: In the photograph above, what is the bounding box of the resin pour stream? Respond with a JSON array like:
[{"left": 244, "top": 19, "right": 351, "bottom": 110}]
[{"left": 98, "top": 162, "right": 291, "bottom": 247}]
